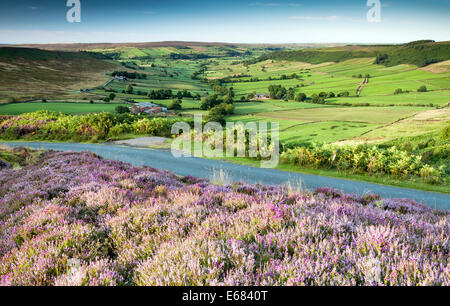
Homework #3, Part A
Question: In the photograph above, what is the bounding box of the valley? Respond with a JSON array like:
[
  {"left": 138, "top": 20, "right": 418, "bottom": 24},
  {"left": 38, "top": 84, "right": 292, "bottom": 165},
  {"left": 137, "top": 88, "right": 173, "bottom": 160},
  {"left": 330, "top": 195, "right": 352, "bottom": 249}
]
[{"left": 0, "top": 40, "right": 449, "bottom": 192}]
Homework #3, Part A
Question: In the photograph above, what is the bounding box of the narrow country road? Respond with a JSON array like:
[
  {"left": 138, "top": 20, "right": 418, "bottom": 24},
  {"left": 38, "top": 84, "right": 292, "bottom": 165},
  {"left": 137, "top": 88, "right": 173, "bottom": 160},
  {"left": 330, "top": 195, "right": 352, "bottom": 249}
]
[{"left": 2, "top": 142, "right": 449, "bottom": 210}]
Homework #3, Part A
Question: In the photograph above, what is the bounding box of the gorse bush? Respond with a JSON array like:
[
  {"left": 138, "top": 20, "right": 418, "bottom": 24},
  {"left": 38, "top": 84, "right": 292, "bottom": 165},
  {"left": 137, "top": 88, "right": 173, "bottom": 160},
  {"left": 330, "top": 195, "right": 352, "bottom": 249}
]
[
  {"left": 0, "top": 111, "right": 190, "bottom": 142},
  {"left": 281, "top": 143, "right": 445, "bottom": 184}
]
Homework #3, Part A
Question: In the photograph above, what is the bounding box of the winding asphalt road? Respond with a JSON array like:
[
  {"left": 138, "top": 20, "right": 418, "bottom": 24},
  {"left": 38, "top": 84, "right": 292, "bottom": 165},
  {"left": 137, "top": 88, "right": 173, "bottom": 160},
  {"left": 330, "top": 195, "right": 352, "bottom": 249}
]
[{"left": 2, "top": 142, "right": 449, "bottom": 210}]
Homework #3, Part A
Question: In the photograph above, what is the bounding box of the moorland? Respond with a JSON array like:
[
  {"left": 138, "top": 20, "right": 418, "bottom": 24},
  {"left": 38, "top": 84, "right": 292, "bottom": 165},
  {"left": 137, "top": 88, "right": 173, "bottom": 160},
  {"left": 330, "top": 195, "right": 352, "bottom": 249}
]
[{"left": 0, "top": 146, "right": 448, "bottom": 286}]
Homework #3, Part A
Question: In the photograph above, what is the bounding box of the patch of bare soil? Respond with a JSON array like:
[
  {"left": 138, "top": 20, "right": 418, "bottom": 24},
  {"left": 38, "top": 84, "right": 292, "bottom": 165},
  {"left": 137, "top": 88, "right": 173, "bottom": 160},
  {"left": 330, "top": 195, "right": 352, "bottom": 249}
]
[{"left": 114, "top": 137, "right": 170, "bottom": 148}]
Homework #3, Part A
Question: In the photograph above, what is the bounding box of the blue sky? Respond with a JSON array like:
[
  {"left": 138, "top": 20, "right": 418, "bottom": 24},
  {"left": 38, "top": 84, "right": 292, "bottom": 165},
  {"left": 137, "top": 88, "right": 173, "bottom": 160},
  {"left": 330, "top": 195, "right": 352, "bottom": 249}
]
[{"left": 0, "top": 0, "right": 449, "bottom": 44}]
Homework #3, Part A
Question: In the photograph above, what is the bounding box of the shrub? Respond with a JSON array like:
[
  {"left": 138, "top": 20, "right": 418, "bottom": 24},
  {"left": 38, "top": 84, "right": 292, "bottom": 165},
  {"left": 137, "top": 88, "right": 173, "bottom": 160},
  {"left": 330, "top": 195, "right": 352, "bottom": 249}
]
[
  {"left": 281, "top": 143, "right": 444, "bottom": 182},
  {"left": 126, "top": 85, "right": 134, "bottom": 94},
  {"left": 115, "top": 106, "right": 130, "bottom": 114},
  {"left": 0, "top": 111, "right": 188, "bottom": 141},
  {"left": 168, "top": 99, "right": 182, "bottom": 110},
  {"left": 311, "top": 95, "right": 325, "bottom": 104},
  {"left": 417, "top": 85, "right": 427, "bottom": 92},
  {"left": 337, "top": 91, "right": 350, "bottom": 97},
  {"left": 394, "top": 88, "right": 403, "bottom": 95},
  {"left": 206, "top": 103, "right": 234, "bottom": 124},
  {"left": 295, "top": 93, "right": 307, "bottom": 102},
  {"left": 441, "top": 125, "right": 450, "bottom": 140}
]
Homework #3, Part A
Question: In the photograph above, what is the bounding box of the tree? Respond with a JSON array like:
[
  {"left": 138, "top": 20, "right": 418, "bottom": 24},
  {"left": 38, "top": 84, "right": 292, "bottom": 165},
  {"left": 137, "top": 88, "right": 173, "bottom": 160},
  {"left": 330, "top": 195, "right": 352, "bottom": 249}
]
[
  {"left": 182, "top": 89, "right": 192, "bottom": 98},
  {"left": 201, "top": 94, "right": 222, "bottom": 110},
  {"left": 295, "top": 93, "right": 307, "bottom": 102},
  {"left": 311, "top": 94, "right": 325, "bottom": 104},
  {"left": 126, "top": 85, "right": 134, "bottom": 94},
  {"left": 147, "top": 89, "right": 173, "bottom": 99},
  {"left": 103, "top": 97, "right": 111, "bottom": 103},
  {"left": 337, "top": 91, "right": 350, "bottom": 97},
  {"left": 109, "top": 93, "right": 116, "bottom": 101},
  {"left": 287, "top": 88, "right": 295, "bottom": 100},
  {"left": 168, "top": 99, "right": 182, "bottom": 110},
  {"left": 115, "top": 105, "right": 130, "bottom": 114},
  {"left": 222, "top": 94, "right": 234, "bottom": 105},
  {"left": 327, "top": 92, "right": 335, "bottom": 98},
  {"left": 375, "top": 53, "right": 388, "bottom": 64},
  {"left": 268, "top": 85, "right": 287, "bottom": 99},
  {"left": 418, "top": 85, "right": 427, "bottom": 92},
  {"left": 206, "top": 103, "right": 234, "bottom": 125},
  {"left": 394, "top": 88, "right": 403, "bottom": 95}
]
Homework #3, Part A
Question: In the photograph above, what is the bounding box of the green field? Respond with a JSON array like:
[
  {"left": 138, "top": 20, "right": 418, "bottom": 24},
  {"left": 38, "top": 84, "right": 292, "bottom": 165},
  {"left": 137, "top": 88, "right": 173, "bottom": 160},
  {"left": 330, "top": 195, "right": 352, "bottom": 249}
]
[
  {"left": 203, "top": 53, "right": 450, "bottom": 107},
  {"left": 233, "top": 101, "right": 332, "bottom": 115},
  {"left": 0, "top": 102, "right": 128, "bottom": 115},
  {"left": 91, "top": 42, "right": 449, "bottom": 147},
  {"left": 1, "top": 42, "right": 449, "bottom": 190},
  {"left": 227, "top": 105, "right": 439, "bottom": 145},
  {"left": 2, "top": 43, "right": 448, "bottom": 145},
  {"left": 134, "top": 98, "right": 201, "bottom": 109},
  {"left": 329, "top": 90, "right": 450, "bottom": 106},
  {"left": 257, "top": 106, "right": 429, "bottom": 124}
]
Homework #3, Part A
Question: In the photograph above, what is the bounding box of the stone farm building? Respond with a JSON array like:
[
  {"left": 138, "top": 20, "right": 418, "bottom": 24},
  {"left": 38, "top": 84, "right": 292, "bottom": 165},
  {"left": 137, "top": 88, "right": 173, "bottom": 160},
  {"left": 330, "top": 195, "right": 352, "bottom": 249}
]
[
  {"left": 131, "top": 102, "right": 168, "bottom": 115},
  {"left": 253, "top": 94, "right": 270, "bottom": 100},
  {"left": 114, "top": 76, "right": 127, "bottom": 81}
]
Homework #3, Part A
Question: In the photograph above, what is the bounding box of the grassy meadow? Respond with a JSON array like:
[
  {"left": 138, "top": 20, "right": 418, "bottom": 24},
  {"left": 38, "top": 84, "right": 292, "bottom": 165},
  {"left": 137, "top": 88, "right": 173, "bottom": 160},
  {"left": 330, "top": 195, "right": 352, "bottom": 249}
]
[{"left": 0, "top": 102, "right": 128, "bottom": 115}]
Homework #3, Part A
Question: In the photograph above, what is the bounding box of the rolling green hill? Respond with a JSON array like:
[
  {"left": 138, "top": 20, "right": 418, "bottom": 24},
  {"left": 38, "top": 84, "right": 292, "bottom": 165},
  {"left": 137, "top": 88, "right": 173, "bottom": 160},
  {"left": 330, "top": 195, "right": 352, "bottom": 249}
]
[
  {"left": 374, "top": 41, "right": 450, "bottom": 67},
  {"left": 255, "top": 41, "right": 450, "bottom": 67}
]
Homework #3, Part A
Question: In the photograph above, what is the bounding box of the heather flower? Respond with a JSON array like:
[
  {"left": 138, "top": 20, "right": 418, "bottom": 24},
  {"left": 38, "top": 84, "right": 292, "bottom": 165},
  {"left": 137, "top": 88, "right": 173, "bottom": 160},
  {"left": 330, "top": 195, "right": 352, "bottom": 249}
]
[{"left": 0, "top": 150, "right": 448, "bottom": 286}]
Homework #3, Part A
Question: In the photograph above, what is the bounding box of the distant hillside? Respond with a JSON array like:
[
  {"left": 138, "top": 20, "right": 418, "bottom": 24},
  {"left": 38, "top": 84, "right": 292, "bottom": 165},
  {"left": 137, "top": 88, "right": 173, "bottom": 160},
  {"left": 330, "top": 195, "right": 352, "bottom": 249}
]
[
  {"left": 13, "top": 41, "right": 239, "bottom": 51},
  {"left": 0, "top": 47, "right": 110, "bottom": 60},
  {"left": 255, "top": 41, "right": 450, "bottom": 67},
  {"left": 374, "top": 41, "right": 450, "bottom": 67},
  {"left": 0, "top": 47, "right": 117, "bottom": 102},
  {"left": 12, "top": 41, "right": 346, "bottom": 51}
]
